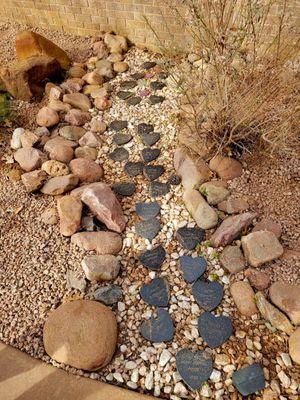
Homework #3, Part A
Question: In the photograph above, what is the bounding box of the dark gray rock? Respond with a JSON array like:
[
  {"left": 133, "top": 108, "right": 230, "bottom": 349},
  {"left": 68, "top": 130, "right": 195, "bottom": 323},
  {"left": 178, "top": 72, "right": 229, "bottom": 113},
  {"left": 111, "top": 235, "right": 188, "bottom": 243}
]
[
  {"left": 124, "top": 161, "right": 144, "bottom": 177},
  {"left": 157, "top": 72, "right": 168, "bottom": 79},
  {"left": 136, "top": 201, "right": 161, "bottom": 220},
  {"left": 192, "top": 280, "right": 224, "bottom": 311},
  {"left": 139, "top": 245, "right": 165, "bottom": 270},
  {"left": 135, "top": 218, "right": 161, "bottom": 240},
  {"left": 113, "top": 133, "right": 133, "bottom": 145},
  {"left": 138, "top": 123, "right": 154, "bottom": 135},
  {"left": 141, "top": 148, "right": 160, "bottom": 163},
  {"left": 232, "top": 364, "right": 265, "bottom": 396},
  {"left": 176, "top": 349, "right": 213, "bottom": 391},
  {"left": 113, "top": 182, "right": 136, "bottom": 196},
  {"left": 140, "top": 277, "right": 170, "bottom": 307},
  {"left": 140, "top": 132, "right": 160, "bottom": 147},
  {"left": 120, "top": 80, "right": 137, "bottom": 90},
  {"left": 144, "top": 165, "right": 165, "bottom": 181},
  {"left": 168, "top": 174, "right": 181, "bottom": 186},
  {"left": 141, "top": 61, "right": 157, "bottom": 70},
  {"left": 109, "top": 147, "right": 129, "bottom": 162},
  {"left": 149, "top": 182, "right": 170, "bottom": 198},
  {"left": 198, "top": 311, "right": 233, "bottom": 349},
  {"left": 91, "top": 284, "right": 122, "bottom": 305},
  {"left": 110, "top": 120, "right": 128, "bottom": 131},
  {"left": 131, "top": 72, "right": 145, "bottom": 80},
  {"left": 140, "top": 308, "right": 174, "bottom": 342},
  {"left": 150, "top": 81, "right": 166, "bottom": 90},
  {"left": 176, "top": 226, "right": 205, "bottom": 250},
  {"left": 179, "top": 256, "right": 207, "bottom": 283},
  {"left": 117, "top": 91, "right": 134, "bottom": 100},
  {"left": 149, "top": 95, "right": 165, "bottom": 104},
  {"left": 127, "top": 96, "right": 142, "bottom": 106}
]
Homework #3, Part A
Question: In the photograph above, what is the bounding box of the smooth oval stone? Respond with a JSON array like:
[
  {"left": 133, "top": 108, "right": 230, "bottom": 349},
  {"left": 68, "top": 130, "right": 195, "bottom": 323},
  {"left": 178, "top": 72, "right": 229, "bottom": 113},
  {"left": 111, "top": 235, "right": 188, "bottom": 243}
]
[
  {"left": 176, "top": 349, "right": 213, "bottom": 391},
  {"left": 127, "top": 96, "right": 141, "bottom": 106},
  {"left": 136, "top": 201, "right": 161, "bottom": 220},
  {"left": 149, "top": 95, "right": 165, "bottom": 104},
  {"left": 140, "top": 308, "right": 174, "bottom": 342},
  {"left": 110, "top": 120, "right": 128, "bottom": 131},
  {"left": 179, "top": 255, "right": 207, "bottom": 283},
  {"left": 141, "top": 148, "right": 160, "bottom": 163},
  {"left": 198, "top": 311, "right": 233, "bottom": 348},
  {"left": 192, "top": 280, "right": 224, "bottom": 311},
  {"left": 150, "top": 81, "right": 166, "bottom": 90},
  {"left": 91, "top": 284, "right": 122, "bottom": 305},
  {"left": 120, "top": 80, "right": 137, "bottom": 89},
  {"left": 141, "top": 61, "right": 157, "bottom": 70},
  {"left": 137, "top": 123, "right": 154, "bottom": 135},
  {"left": 113, "top": 182, "right": 136, "bottom": 196},
  {"left": 140, "top": 132, "right": 160, "bottom": 146},
  {"left": 131, "top": 72, "right": 145, "bottom": 80},
  {"left": 124, "top": 161, "right": 144, "bottom": 177},
  {"left": 140, "top": 277, "right": 170, "bottom": 307},
  {"left": 139, "top": 245, "right": 165, "bottom": 270},
  {"left": 109, "top": 147, "right": 129, "bottom": 162},
  {"left": 117, "top": 91, "right": 133, "bottom": 100},
  {"left": 176, "top": 226, "right": 205, "bottom": 250},
  {"left": 144, "top": 165, "right": 165, "bottom": 181},
  {"left": 113, "top": 133, "right": 133, "bottom": 145},
  {"left": 232, "top": 364, "right": 265, "bottom": 396},
  {"left": 149, "top": 182, "right": 170, "bottom": 198},
  {"left": 135, "top": 218, "right": 161, "bottom": 240}
]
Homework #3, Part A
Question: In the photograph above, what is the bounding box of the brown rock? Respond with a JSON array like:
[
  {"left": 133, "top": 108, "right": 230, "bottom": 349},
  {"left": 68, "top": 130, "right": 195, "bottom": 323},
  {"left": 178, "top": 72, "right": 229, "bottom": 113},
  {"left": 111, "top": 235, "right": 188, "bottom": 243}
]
[
  {"left": 35, "top": 126, "right": 50, "bottom": 137},
  {"left": 108, "top": 53, "right": 124, "bottom": 63},
  {"left": 94, "top": 96, "right": 112, "bottom": 111},
  {"left": 57, "top": 195, "right": 82, "bottom": 236},
  {"left": 42, "top": 160, "right": 69, "bottom": 177},
  {"left": 113, "top": 61, "right": 129, "bottom": 73},
  {"left": 75, "top": 146, "right": 98, "bottom": 160},
  {"left": 44, "top": 136, "right": 77, "bottom": 150},
  {"left": 78, "top": 131, "right": 101, "bottom": 148},
  {"left": 92, "top": 41, "right": 109, "bottom": 59},
  {"left": 44, "top": 137, "right": 75, "bottom": 164},
  {"left": 41, "top": 207, "right": 58, "bottom": 225},
  {"left": 244, "top": 269, "right": 271, "bottom": 291},
  {"left": 82, "top": 71, "right": 104, "bottom": 85},
  {"left": 20, "top": 130, "right": 39, "bottom": 148},
  {"left": 59, "top": 125, "right": 86, "bottom": 141},
  {"left": 69, "top": 158, "right": 103, "bottom": 183},
  {"left": 220, "top": 245, "right": 245, "bottom": 273},
  {"left": 69, "top": 65, "right": 85, "bottom": 78},
  {"left": 104, "top": 33, "right": 128, "bottom": 54},
  {"left": 65, "top": 109, "right": 91, "bottom": 126},
  {"left": 41, "top": 174, "right": 79, "bottom": 195},
  {"left": 218, "top": 197, "right": 249, "bottom": 214},
  {"left": 269, "top": 282, "right": 300, "bottom": 325},
  {"left": 48, "top": 99, "right": 72, "bottom": 113},
  {"left": 81, "top": 255, "right": 120, "bottom": 281},
  {"left": 230, "top": 281, "right": 257, "bottom": 316},
  {"left": 289, "top": 327, "right": 300, "bottom": 365},
  {"left": 43, "top": 300, "right": 117, "bottom": 370},
  {"left": 210, "top": 212, "right": 257, "bottom": 248},
  {"left": 252, "top": 218, "right": 282, "bottom": 239},
  {"left": 199, "top": 181, "right": 230, "bottom": 205},
  {"left": 241, "top": 231, "right": 284, "bottom": 267},
  {"left": 14, "top": 148, "right": 47, "bottom": 171},
  {"left": 49, "top": 86, "right": 64, "bottom": 100},
  {"left": 71, "top": 231, "right": 122, "bottom": 255},
  {"left": 61, "top": 79, "right": 82, "bottom": 94},
  {"left": 36, "top": 106, "right": 60, "bottom": 127},
  {"left": 90, "top": 119, "right": 107, "bottom": 134},
  {"left": 183, "top": 188, "right": 218, "bottom": 229},
  {"left": 83, "top": 85, "right": 100, "bottom": 96},
  {"left": 209, "top": 155, "right": 243, "bottom": 180},
  {"left": 90, "top": 86, "right": 109, "bottom": 99},
  {"left": 63, "top": 93, "right": 91, "bottom": 111},
  {"left": 96, "top": 59, "right": 114, "bottom": 79},
  {"left": 21, "top": 170, "right": 47, "bottom": 192}
]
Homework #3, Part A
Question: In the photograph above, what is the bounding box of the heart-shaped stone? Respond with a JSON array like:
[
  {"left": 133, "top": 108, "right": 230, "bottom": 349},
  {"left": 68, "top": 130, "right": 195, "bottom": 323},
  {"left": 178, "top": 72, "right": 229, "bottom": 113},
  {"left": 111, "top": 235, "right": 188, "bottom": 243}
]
[
  {"left": 110, "top": 120, "right": 128, "bottom": 131},
  {"left": 141, "top": 148, "right": 160, "bottom": 163},
  {"left": 137, "top": 123, "right": 154, "bottom": 135},
  {"left": 232, "top": 364, "right": 265, "bottom": 396},
  {"left": 109, "top": 147, "right": 129, "bottom": 162},
  {"left": 136, "top": 201, "right": 161, "bottom": 220},
  {"left": 127, "top": 96, "right": 141, "bottom": 106},
  {"left": 139, "top": 245, "right": 165, "bottom": 270},
  {"left": 144, "top": 165, "right": 165, "bottom": 181},
  {"left": 140, "top": 277, "right": 170, "bottom": 307},
  {"left": 176, "top": 226, "right": 205, "bottom": 250},
  {"left": 117, "top": 90, "right": 133, "bottom": 100},
  {"left": 149, "top": 182, "right": 170, "bottom": 198},
  {"left": 176, "top": 348, "right": 213, "bottom": 391},
  {"left": 149, "top": 95, "right": 165, "bottom": 104},
  {"left": 140, "top": 132, "right": 160, "bottom": 146},
  {"left": 198, "top": 311, "right": 233, "bottom": 348},
  {"left": 124, "top": 162, "right": 144, "bottom": 177},
  {"left": 113, "top": 133, "right": 133, "bottom": 146},
  {"left": 192, "top": 280, "right": 223, "bottom": 311},
  {"left": 140, "top": 308, "right": 174, "bottom": 342},
  {"left": 135, "top": 218, "right": 161, "bottom": 240},
  {"left": 179, "top": 255, "right": 207, "bottom": 283},
  {"left": 119, "top": 80, "right": 137, "bottom": 90},
  {"left": 113, "top": 182, "right": 136, "bottom": 197}
]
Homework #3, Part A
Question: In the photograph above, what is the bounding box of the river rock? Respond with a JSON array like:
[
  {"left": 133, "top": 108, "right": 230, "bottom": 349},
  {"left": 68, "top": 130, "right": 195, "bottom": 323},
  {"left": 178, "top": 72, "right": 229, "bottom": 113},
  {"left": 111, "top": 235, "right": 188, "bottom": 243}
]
[
  {"left": 69, "top": 158, "right": 103, "bottom": 183},
  {"left": 289, "top": 327, "right": 300, "bottom": 365},
  {"left": 232, "top": 364, "right": 265, "bottom": 396},
  {"left": 90, "top": 119, "right": 107, "bottom": 134},
  {"left": 41, "top": 174, "right": 79, "bottom": 195},
  {"left": 48, "top": 99, "right": 72, "bottom": 114},
  {"left": 71, "top": 231, "right": 122, "bottom": 255},
  {"left": 96, "top": 59, "right": 114, "bottom": 79},
  {"left": 43, "top": 300, "right": 117, "bottom": 370},
  {"left": 57, "top": 195, "right": 82, "bottom": 236},
  {"left": 42, "top": 160, "right": 69, "bottom": 176},
  {"left": 78, "top": 131, "right": 101, "bottom": 148},
  {"left": 63, "top": 93, "right": 91, "bottom": 111},
  {"left": 75, "top": 146, "right": 97, "bottom": 160},
  {"left": 94, "top": 96, "right": 112, "bottom": 111},
  {"left": 65, "top": 109, "right": 91, "bottom": 126},
  {"left": 11, "top": 127, "right": 24, "bottom": 149},
  {"left": 209, "top": 155, "right": 243, "bottom": 180},
  {"left": 20, "top": 130, "right": 39, "bottom": 148},
  {"left": 92, "top": 41, "right": 109, "bottom": 59},
  {"left": 14, "top": 148, "right": 46, "bottom": 171},
  {"left": 44, "top": 137, "right": 75, "bottom": 163},
  {"left": 82, "top": 255, "right": 120, "bottom": 281},
  {"left": 82, "top": 71, "right": 104, "bottom": 85},
  {"left": 21, "top": 170, "right": 47, "bottom": 192},
  {"left": 113, "top": 61, "right": 129, "bottom": 73},
  {"left": 183, "top": 188, "right": 218, "bottom": 229},
  {"left": 218, "top": 197, "right": 249, "bottom": 214},
  {"left": 269, "top": 282, "right": 300, "bottom": 325},
  {"left": 220, "top": 245, "right": 245, "bottom": 273},
  {"left": 252, "top": 218, "right": 282, "bottom": 239},
  {"left": 200, "top": 181, "right": 230, "bottom": 205},
  {"left": 36, "top": 106, "right": 59, "bottom": 127},
  {"left": 230, "top": 281, "right": 257, "bottom": 316},
  {"left": 244, "top": 268, "right": 271, "bottom": 290}
]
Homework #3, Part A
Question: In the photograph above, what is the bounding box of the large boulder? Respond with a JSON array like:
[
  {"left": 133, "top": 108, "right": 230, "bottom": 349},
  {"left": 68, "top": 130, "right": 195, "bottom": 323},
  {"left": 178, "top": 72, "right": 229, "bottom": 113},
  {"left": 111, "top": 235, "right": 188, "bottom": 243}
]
[
  {"left": 269, "top": 282, "right": 300, "bottom": 325},
  {"left": 15, "top": 30, "right": 70, "bottom": 69},
  {"left": 71, "top": 231, "right": 122, "bottom": 255},
  {"left": 43, "top": 300, "right": 117, "bottom": 370},
  {"left": 183, "top": 188, "right": 218, "bottom": 229},
  {"left": 57, "top": 195, "right": 82, "bottom": 236}
]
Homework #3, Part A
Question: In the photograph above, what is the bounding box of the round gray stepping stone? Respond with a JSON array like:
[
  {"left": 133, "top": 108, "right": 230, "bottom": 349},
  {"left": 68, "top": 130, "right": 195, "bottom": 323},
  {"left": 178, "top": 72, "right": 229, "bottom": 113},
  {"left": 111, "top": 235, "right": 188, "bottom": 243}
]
[
  {"left": 176, "top": 226, "right": 205, "bottom": 250},
  {"left": 136, "top": 201, "right": 160, "bottom": 220},
  {"left": 140, "top": 277, "right": 170, "bottom": 307},
  {"left": 192, "top": 280, "right": 223, "bottom": 311},
  {"left": 149, "top": 182, "right": 170, "bottom": 198},
  {"left": 139, "top": 245, "right": 165, "bottom": 270},
  {"left": 127, "top": 96, "right": 142, "bottom": 106},
  {"left": 138, "top": 123, "right": 154, "bottom": 135},
  {"left": 232, "top": 364, "right": 265, "bottom": 396},
  {"left": 131, "top": 72, "right": 145, "bottom": 80},
  {"left": 179, "top": 255, "right": 207, "bottom": 283},
  {"left": 141, "top": 61, "right": 157, "bottom": 70},
  {"left": 113, "top": 182, "right": 136, "bottom": 196},
  {"left": 197, "top": 311, "right": 233, "bottom": 349},
  {"left": 176, "top": 349, "right": 213, "bottom": 391},
  {"left": 117, "top": 91, "right": 133, "bottom": 100},
  {"left": 135, "top": 218, "right": 161, "bottom": 241},
  {"left": 150, "top": 81, "right": 166, "bottom": 90},
  {"left": 140, "top": 132, "right": 160, "bottom": 146},
  {"left": 157, "top": 72, "right": 168, "bottom": 79},
  {"left": 91, "top": 284, "right": 122, "bottom": 305},
  {"left": 149, "top": 95, "right": 165, "bottom": 105},
  {"left": 109, "top": 147, "right": 129, "bottom": 162},
  {"left": 168, "top": 174, "right": 181, "bottom": 186},
  {"left": 144, "top": 165, "right": 165, "bottom": 181},
  {"left": 124, "top": 161, "right": 144, "bottom": 177},
  {"left": 110, "top": 120, "right": 128, "bottom": 131},
  {"left": 141, "top": 148, "right": 160, "bottom": 163},
  {"left": 120, "top": 80, "right": 138, "bottom": 90},
  {"left": 140, "top": 308, "right": 174, "bottom": 342},
  {"left": 113, "top": 133, "right": 133, "bottom": 145}
]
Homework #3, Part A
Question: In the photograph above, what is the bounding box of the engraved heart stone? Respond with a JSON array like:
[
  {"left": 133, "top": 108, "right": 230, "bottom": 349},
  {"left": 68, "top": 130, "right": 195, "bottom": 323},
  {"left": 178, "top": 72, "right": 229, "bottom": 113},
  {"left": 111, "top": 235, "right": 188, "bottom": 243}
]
[
  {"left": 179, "top": 255, "right": 207, "bottom": 283},
  {"left": 198, "top": 311, "right": 233, "bottom": 348},
  {"left": 139, "top": 245, "right": 165, "bottom": 270},
  {"left": 140, "top": 277, "right": 170, "bottom": 307},
  {"left": 140, "top": 308, "right": 175, "bottom": 342},
  {"left": 232, "top": 364, "right": 265, "bottom": 395},
  {"left": 192, "top": 280, "right": 223, "bottom": 311}
]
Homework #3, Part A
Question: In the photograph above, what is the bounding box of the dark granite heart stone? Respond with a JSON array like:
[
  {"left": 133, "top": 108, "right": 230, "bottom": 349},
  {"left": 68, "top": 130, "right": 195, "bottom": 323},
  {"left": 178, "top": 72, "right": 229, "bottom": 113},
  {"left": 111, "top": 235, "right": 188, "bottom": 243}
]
[
  {"left": 198, "top": 311, "right": 233, "bottom": 348},
  {"left": 136, "top": 201, "right": 161, "bottom": 220},
  {"left": 109, "top": 147, "right": 129, "bottom": 162},
  {"left": 192, "top": 280, "right": 224, "bottom": 311},
  {"left": 110, "top": 120, "right": 128, "bottom": 131},
  {"left": 176, "top": 226, "right": 205, "bottom": 250},
  {"left": 137, "top": 123, "right": 154, "bottom": 135},
  {"left": 141, "top": 148, "right": 160, "bottom": 163},
  {"left": 135, "top": 218, "right": 161, "bottom": 240},
  {"left": 144, "top": 165, "right": 165, "bottom": 181},
  {"left": 139, "top": 245, "right": 165, "bottom": 270},
  {"left": 149, "top": 95, "right": 165, "bottom": 105},
  {"left": 117, "top": 90, "right": 134, "bottom": 100},
  {"left": 149, "top": 182, "right": 170, "bottom": 198},
  {"left": 232, "top": 364, "right": 265, "bottom": 396},
  {"left": 140, "top": 277, "right": 170, "bottom": 307},
  {"left": 131, "top": 72, "right": 145, "bottom": 80},
  {"left": 141, "top": 61, "right": 157, "bottom": 70},
  {"left": 168, "top": 174, "right": 181, "bottom": 186},
  {"left": 127, "top": 96, "right": 142, "bottom": 106},
  {"left": 124, "top": 161, "right": 144, "bottom": 177},
  {"left": 157, "top": 72, "right": 168, "bottom": 79},
  {"left": 113, "top": 182, "right": 136, "bottom": 196},
  {"left": 179, "top": 255, "right": 207, "bottom": 283},
  {"left": 120, "top": 80, "right": 138, "bottom": 90},
  {"left": 176, "top": 349, "right": 213, "bottom": 391},
  {"left": 113, "top": 133, "right": 133, "bottom": 145},
  {"left": 150, "top": 81, "right": 166, "bottom": 90},
  {"left": 140, "top": 308, "right": 174, "bottom": 342},
  {"left": 140, "top": 132, "right": 160, "bottom": 146},
  {"left": 91, "top": 284, "right": 122, "bottom": 305}
]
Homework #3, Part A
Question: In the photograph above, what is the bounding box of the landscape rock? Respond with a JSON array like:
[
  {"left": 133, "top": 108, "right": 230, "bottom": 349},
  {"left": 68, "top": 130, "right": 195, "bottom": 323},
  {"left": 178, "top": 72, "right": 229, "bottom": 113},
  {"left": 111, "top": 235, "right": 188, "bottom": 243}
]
[
  {"left": 41, "top": 160, "right": 69, "bottom": 177},
  {"left": 61, "top": 79, "right": 82, "bottom": 93},
  {"left": 252, "top": 218, "right": 282, "bottom": 239},
  {"left": 71, "top": 231, "right": 122, "bottom": 255},
  {"left": 230, "top": 281, "right": 258, "bottom": 316},
  {"left": 82, "top": 71, "right": 104, "bottom": 85},
  {"left": 200, "top": 181, "right": 230, "bottom": 205},
  {"left": 36, "top": 106, "right": 59, "bottom": 127},
  {"left": 183, "top": 189, "right": 218, "bottom": 229},
  {"left": 20, "top": 130, "right": 39, "bottom": 148},
  {"left": 63, "top": 93, "right": 91, "bottom": 111},
  {"left": 48, "top": 99, "right": 72, "bottom": 113},
  {"left": 65, "top": 109, "right": 91, "bottom": 126},
  {"left": 96, "top": 59, "right": 114, "bottom": 79},
  {"left": 232, "top": 364, "right": 265, "bottom": 396},
  {"left": 78, "top": 131, "right": 101, "bottom": 148},
  {"left": 82, "top": 255, "right": 120, "bottom": 281},
  {"left": 289, "top": 327, "right": 300, "bottom": 365},
  {"left": 144, "top": 165, "right": 165, "bottom": 181},
  {"left": 220, "top": 245, "right": 245, "bottom": 273},
  {"left": 124, "top": 161, "right": 144, "bottom": 177},
  {"left": 14, "top": 148, "right": 46, "bottom": 171},
  {"left": 49, "top": 86, "right": 64, "bottom": 100},
  {"left": 66, "top": 270, "right": 86, "bottom": 292},
  {"left": 113, "top": 61, "right": 129, "bottom": 73},
  {"left": 57, "top": 195, "right": 82, "bottom": 236},
  {"left": 94, "top": 96, "right": 112, "bottom": 111},
  {"left": 69, "top": 65, "right": 85, "bottom": 78},
  {"left": 21, "top": 170, "right": 47, "bottom": 192},
  {"left": 90, "top": 119, "right": 107, "bottom": 133},
  {"left": 269, "top": 282, "right": 300, "bottom": 325},
  {"left": 209, "top": 155, "right": 243, "bottom": 180},
  {"left": 109, "top": 147, "right": 129, "bottom": 162},
  {"left": 244, "top": 269, "right": 271, "bottom": 290},
  {"left": 74, "top": 146, "right": 97, "bottom": 160},
  {"left": 69, "top": 158, "right": 103, "bottom": 183},
  {"left": 135, "top": 218, "right": 161, "bottom": 241},
  {"left": 92, "top": 41, "right": 109, "bottom": 59},
  {"left": 41, "top": 174, "right": 79, "bottom": 195},
  {"left": 46, "top": 142, "right": 74, "bottom": 163},
  {"left": 218, "top": 197, "right": 249, "bottom": 214},
  {"left": 104, "top": 33, "right": 128, "bottom": 54},
  {"left": 140, "top": 132, "right": 160, "bottom": 147},
  {"left": 179, "top": 255, "right": 207, "bottom": 283},
  {"left": 91, "top": 284, "right": 122, "bottom": 305},
  {"left": 11, "top": 127, "right": 24, "bottom": 149}
]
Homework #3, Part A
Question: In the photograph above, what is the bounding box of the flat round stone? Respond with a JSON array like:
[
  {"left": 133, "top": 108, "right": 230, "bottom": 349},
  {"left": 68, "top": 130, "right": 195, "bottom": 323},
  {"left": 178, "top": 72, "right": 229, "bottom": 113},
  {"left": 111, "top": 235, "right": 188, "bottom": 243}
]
[
  {"left": 131, "top": 72, "right": 145, "bottom": 80},
  {"left": 117, "top": 91, "right": 133, "bottom": 100},
  {"left": 150, "top": 81, "right": 166, "bottom": 90},
  {"left": 179, "top": 255, "right": 207, "bottom": 283},
  {"left": 141, "top": 148, "right": 160, "bottom": 163},
  {"left": 127, "top": 96, "right": 142, "bottom": 106},
  {"left": 120, "top": 80, "right": 138, "bottom": 90},
  {"left": 198, "top": 311, "right": 233, "bottom": 348},
  {"left": 109, "top": 147, "right": 129, "bottom": 162},
  {"left": 135, "top": 218, "right": 161, "bottom": 240},
  {"left": 140, "top": 308, "right": 174, "bottom": 342},
  {"left": 149, "top": 95, "right": 165, "bottom": 105},
  {"left": 124, "top": 161, "right": 144, "bottom": 177},
  {"left": 232, "top": 364, "right": 266, "bottom": 396},
  {"left": 140, "top": 277, "right": 170, "bottom": 307},
  {"left": 144, "top": 165, "right": 165, "bottom": 181},
  {"left": 192, "top": 280, "right": 224, "bottom": 311},
  {"left": 139, "top": 245, "right": 166, "bottom": 270},
  {"left": 138, "top": 123, "right": 154, "bottom": 135},
  {"left": 140, "top": 132, "right": 160, "bottom": 146},
  {"left": 141, "top": 61, "right": 157, "bottom": 70},
  {"left": 113, "top": 182, "right": 136, "bottom": 196},
  {"left": 110, "top": 120, "right": 128, "bottom": 131},
  {"left": 136, "top": 201, "right": 161, "bottom": 220},
  {"left": 176, "top": 226, "right": 205, "bottom": 250},
  {"left": 113, "top": 133, "right": 133, "bottom": 145},
  {"left": 91, "top": 284, "right": 122, "bottom": 305},
  {"left": 149, "top": 182, "right": 170, "bottom": 198}
]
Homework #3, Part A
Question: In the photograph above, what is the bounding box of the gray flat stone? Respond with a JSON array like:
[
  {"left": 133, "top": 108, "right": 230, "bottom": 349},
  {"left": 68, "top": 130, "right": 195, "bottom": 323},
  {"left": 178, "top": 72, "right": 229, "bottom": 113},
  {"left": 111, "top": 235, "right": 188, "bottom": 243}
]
[
  {"left": 179, "top": 255, "right": 207, "bottom": 283},
  {"left": 117, "top": 91, "right": 133, "bottom": 100},
  {"left": 198, "top": 311, "right": 233, "bottom": 349},
  {"left": 113, "top": 182, "right": 136, "bottom": 196},
  {"left": 144, "top": 165, "right": 165, "bottom": 181},
  {"left": 192, "top": 280, "right": 223, "bottom": 311},
  {"left": 140, "top": 277, "right": 170, "bottom": 307},
  {"left": 140, "top": 308, "right": 174, "bottom": 342},
  {"left": 232, "top": 364, "right": 265, "bottom": 396},
  {"left": 149, "top": 95, "right": 165, "bottom": 105},
  {"left": 91, "top": 284, "right": 122, "bottom": 305},
  {"left": 176, "top": 226, "right": 205, "bottom": 250},
  {"left": 131, "top": 72, "right": 145, "bottom": 80},
  {"left": 141, "top": 61, "right": 157, "bottom": 70},
  {"left": 136, "top": 201, "right": 160, "bottom": 220},
  {"left": 124, "top": 161, "right": 144, "bottom": 177},
  {"left": 138, "top": 123, "right": 154, "bottom": 135},
  {"left": 135, "top": 218, "right": 161, "bottom": 240},
  {"left": 150, "top": 81, "right": 166, "bottom": 90},
  {"left": 110, "top": 120, "right": 128, "bottom": 131},
  {"left": 113, "top": 133, "right": 133, "bottom": 146},
  {"left": 127, "top": 96, "right": 142, "bottom": 106},
  {"left": 119, "top": 80, "right": 138, "bottom": 90},
  {"left": 109, "top": 147, "right": 129, "bottom": 162},
  {"left": 149, "top": 182, "right": 170, "bottom": 198},
  {"left": 140, "top": 132, "right": 160, "bottom": 146},
  {"left": 141, "top": 148, "right": 160, "bottom": 163},
  {"left": 139, "top": 245, "right": 165, "bottom": 270}
]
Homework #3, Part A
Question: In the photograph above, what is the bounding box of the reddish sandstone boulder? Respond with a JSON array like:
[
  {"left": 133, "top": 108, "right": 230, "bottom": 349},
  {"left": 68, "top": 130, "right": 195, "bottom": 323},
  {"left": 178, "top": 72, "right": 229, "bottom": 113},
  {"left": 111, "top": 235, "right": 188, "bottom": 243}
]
[{"left": 69, "top": 158, "right": 103, "bottom": 183}]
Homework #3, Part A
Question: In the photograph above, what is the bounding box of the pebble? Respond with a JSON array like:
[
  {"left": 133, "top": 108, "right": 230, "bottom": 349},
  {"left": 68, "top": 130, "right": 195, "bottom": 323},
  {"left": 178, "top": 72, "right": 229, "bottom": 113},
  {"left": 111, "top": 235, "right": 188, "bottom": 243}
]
[
  {"left": 90, "top": 284, "right": 122, "bottom": 305},
  {"left": 137, "top": 123, "right": 154, "bottom": 135},
  {"left": 117, "top": 90, "right": 133, "bottom": 100},
  {"left": 127, "top": 96, "right": 142, "bottom": 106},
  {"left": 159, "top": 349, "right": 172, "bottom": 367},
  {"left": 119, "top": 81, "right": 137, "bottom": 90}
]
